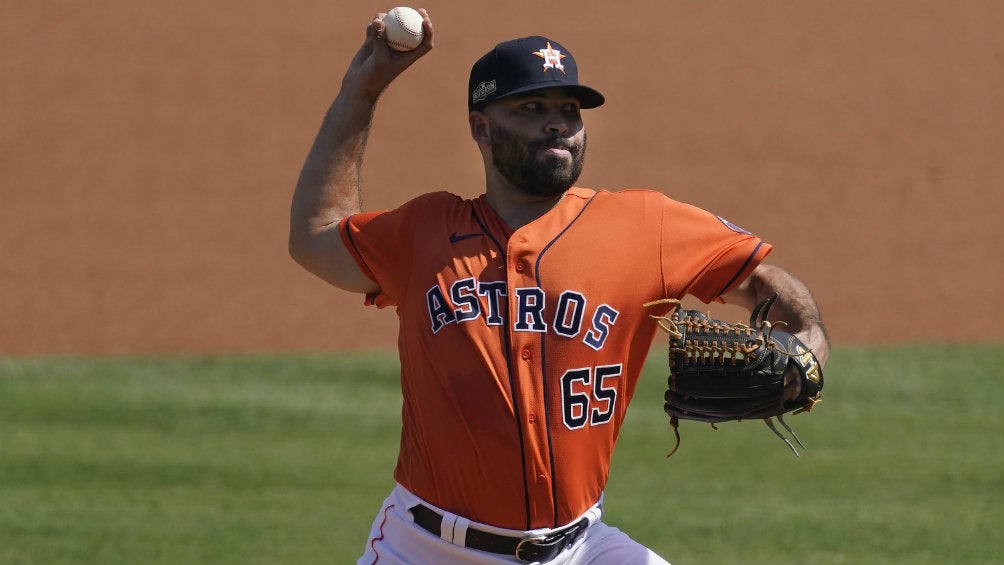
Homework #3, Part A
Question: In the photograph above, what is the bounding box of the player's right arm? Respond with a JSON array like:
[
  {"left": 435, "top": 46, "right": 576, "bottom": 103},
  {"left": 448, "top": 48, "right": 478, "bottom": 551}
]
[{"left": 288, "top": 10, "right": 433, "bottom": 293}]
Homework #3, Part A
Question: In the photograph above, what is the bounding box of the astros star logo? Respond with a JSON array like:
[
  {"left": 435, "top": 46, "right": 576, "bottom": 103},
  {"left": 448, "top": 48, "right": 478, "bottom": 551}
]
[{"left": 533, "top": 42, "right": 566, "bottom": 73}]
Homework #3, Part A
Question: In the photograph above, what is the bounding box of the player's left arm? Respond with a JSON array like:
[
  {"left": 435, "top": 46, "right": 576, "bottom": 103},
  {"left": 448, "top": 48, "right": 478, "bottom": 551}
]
[{"left": 721, "top": 263, "right": 830, "bottom": 368}]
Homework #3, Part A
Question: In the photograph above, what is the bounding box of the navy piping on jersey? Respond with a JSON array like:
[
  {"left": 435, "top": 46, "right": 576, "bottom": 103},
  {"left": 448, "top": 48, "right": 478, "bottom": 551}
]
[
  {"left": 715, "top": 241, "right": 765, "bottom": 300},
  {"left": 343, "top": 214, "right": 377, "bottom": 284},
  {"left": 533, "top": 192, "right": 598, "bottom": 527},
  {"left": 470, "top": 207, "right": 535, "bottom": 529}
]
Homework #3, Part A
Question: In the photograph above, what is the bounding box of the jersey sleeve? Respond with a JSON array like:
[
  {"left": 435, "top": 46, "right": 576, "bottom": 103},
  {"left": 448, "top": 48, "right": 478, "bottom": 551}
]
[
  {"left": 659, "top": 197, "right": 772, "bottom": 303},
  {"left": 339, "top": 210, "right": 397, "bottom": 308},
  {"left": 336, "top": 195, "right": 428, "bottom": 308},
  {"left": 338, "top": 191, "right": 465, "bottom": 308}
]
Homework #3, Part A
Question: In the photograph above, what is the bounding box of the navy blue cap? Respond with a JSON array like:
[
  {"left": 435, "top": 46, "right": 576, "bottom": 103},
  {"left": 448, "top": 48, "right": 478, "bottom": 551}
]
[{"left": 468, "top": 36, "right": 605, "bottom": 112}]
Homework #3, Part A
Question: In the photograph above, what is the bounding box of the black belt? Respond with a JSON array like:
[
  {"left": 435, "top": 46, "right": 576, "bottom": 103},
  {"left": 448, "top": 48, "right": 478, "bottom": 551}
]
[{"left": 409, "top": 504, "right": 589, "bottom": 563}]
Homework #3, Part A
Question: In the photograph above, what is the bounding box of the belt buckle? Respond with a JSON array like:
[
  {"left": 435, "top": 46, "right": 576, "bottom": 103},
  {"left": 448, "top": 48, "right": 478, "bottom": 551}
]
[
  {"left": 514, "top": 535, "right": 548, "bottom": 562},
  {"left": 514, "top": 518, "right": 587, "bottom": 563}
]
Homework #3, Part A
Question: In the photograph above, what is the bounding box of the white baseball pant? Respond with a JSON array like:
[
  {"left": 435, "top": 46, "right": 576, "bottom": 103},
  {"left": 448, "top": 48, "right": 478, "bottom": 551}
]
[{"left": 355, "top": 484, "right": 670, "bottom": 565}]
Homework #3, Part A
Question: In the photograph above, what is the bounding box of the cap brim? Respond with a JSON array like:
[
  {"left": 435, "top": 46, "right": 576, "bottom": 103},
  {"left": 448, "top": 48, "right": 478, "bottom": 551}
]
[{"left": 482, "top": 83, "right": 605, "bottom": 110}]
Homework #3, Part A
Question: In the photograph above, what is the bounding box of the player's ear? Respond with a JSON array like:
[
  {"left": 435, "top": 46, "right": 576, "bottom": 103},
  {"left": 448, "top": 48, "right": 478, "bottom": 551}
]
[{"left": 469, "top": 111, "right": 490, "bottom": 147}]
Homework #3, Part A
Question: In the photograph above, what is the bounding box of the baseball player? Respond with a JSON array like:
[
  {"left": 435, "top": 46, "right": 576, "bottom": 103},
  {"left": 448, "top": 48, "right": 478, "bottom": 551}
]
[{"left": 289, "top": 10, "right": 830, "bottom": 565}]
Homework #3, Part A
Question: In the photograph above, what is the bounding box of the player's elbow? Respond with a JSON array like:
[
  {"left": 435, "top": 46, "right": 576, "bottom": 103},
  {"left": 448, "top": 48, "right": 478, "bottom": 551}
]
[
  {"left": 287, "top": 230, "right": 312, "bottom": 268},
  {"left": 287, "top": 226, "right": 329, "bottom": 275},
  {"left": 287, "top": 238, "right": 327, "bottom": 285},
  {"left": 287, "top": 227, "right": 380, "bottom": 295}
]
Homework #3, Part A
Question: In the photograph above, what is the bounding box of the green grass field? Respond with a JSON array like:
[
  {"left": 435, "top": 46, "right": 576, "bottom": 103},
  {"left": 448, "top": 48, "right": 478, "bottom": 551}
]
[{"left": 1, "top": 344, "right": 1001, "bottom": 565}]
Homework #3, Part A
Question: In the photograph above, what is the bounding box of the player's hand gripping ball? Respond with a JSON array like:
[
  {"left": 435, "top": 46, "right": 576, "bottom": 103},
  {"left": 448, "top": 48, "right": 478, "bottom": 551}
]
[{"left": 382, "top": 7, "right": 425, "bottom": 51}]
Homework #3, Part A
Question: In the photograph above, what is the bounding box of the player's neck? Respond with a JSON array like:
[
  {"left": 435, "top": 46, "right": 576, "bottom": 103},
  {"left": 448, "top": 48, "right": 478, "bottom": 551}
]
[{"left": 485, "top": 184, "right": 566, "bottom": 230}]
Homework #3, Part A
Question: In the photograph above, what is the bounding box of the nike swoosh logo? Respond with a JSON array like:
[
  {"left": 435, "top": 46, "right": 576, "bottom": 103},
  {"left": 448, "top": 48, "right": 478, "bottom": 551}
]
[{"left": 449, "top": 232, "right": 483, "bottom": 244}]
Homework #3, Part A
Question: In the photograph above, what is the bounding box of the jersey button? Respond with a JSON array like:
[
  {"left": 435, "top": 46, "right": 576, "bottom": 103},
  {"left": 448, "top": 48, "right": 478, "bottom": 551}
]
[
  {"left": 520, "top": 348, "right": 531, "bottom": 360},
  {"left": 528, "top": 413, "right": 537, "bottom": 423},
  {"left": 515, "top": 262, "right": 525, "bottom": 273},
  {"left": 536, "top": 474, "right": 546, "bottom": 484}
]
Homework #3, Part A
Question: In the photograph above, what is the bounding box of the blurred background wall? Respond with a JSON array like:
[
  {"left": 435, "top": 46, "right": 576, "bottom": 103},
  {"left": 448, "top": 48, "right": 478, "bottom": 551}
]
[{"left": 1, "top": 0, "right": 1001, "bottom": 355}]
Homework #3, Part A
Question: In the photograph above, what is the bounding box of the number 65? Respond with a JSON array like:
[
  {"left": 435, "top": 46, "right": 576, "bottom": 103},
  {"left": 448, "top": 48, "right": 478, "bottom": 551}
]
[{"left": 560, "top": 364, "right": 622, "bottom": 430}]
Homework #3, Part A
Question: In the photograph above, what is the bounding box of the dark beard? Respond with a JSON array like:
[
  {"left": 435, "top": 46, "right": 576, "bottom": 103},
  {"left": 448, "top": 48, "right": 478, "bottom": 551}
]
[{"left": 489, "top": 123, "right": 586, "bottom": 198}]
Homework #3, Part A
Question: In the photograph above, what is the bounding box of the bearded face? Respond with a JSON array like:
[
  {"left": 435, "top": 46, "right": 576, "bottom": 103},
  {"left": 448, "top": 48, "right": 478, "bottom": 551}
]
[{"left": 489, "top": 121, "right": 587, "bottom": 198}]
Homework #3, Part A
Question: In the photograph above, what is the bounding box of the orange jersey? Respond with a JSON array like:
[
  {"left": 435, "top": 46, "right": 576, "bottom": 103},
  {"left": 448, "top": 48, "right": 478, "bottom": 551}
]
[{"left": 339, "top": 187, "right": 770, "bottom": 530}]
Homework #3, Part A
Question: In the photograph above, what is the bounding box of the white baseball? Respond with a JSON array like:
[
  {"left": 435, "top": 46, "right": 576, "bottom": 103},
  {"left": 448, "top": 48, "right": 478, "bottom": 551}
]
[{"left": 383, "top": 7, "right": 425, "bottom": 51}]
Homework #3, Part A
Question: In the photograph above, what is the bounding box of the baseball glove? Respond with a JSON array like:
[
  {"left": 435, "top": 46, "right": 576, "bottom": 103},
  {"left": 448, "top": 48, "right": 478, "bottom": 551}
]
[{"left": 644, "top": 293, "right": 823, "bottom": 457}]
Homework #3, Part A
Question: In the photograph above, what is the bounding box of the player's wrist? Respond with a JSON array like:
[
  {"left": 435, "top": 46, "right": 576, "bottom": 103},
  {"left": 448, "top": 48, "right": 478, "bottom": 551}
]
[
  {"left": 337, "top": 74, "right": 386, "bottom": 106},
  {"left": 794, "top": 326, "right": 830, "bottom": 367},
  {"left": 783, "top": 367, "right": 803, "bottom": 401}
]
